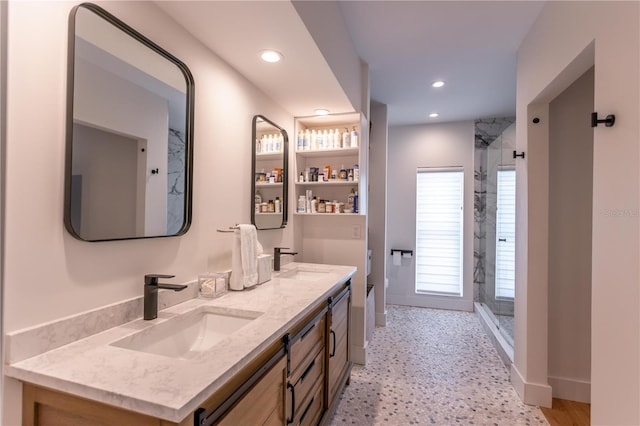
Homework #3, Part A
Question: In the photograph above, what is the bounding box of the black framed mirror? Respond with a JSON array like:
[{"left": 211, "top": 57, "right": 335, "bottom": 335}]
[
  {"left": 251, "top": 115, "right": 288, "bottom": 230},
  {"left": 64, "top": 3, "right": 194, "bottom": 241}
]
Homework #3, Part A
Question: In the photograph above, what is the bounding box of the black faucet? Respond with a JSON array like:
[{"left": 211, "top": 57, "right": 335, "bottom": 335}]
[
  {"left": 143, "top": 274, "right": 188, "bottom": 320},
  {"left": 274, "top": 247, "right": 298, "bottom": 272}
]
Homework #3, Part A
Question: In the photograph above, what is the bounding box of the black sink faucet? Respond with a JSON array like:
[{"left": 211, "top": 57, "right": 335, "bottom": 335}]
[
  {"left": 143, "top": 274, "right": 188, "bottom": 320},
  {"left": 274, "top": 247, "right": 298, "bottom": 272}
]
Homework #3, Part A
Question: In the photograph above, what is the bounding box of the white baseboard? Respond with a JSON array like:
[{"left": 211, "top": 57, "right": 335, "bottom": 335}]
[
  {"left": 511, "top": 364, "right": 553, "bottom": 408},
  {"left": 387, "top": 294, "right": 473, "bottom": 312},
  {"left": 548, "top": 376, "right": 590, "bottom": 403},
  {"left": 351, "top": 341, "right": 366, "bottom": 365},
  {"left": 375, "top": 311, "right": 386, "bottom": 327}
]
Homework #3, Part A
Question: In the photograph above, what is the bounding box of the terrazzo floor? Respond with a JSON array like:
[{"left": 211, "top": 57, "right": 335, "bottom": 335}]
[{"left": 330, "top": 305, "right": 548, "bottom": 425}]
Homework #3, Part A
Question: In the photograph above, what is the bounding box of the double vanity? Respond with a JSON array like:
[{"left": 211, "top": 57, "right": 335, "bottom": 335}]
[{"left": 7, "top": 263, "right": 355, "bottom": 425}]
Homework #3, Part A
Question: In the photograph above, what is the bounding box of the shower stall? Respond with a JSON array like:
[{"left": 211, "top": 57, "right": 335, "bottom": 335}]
[{"left": 474, "top": 118, "right": 516, "bottom": 361}]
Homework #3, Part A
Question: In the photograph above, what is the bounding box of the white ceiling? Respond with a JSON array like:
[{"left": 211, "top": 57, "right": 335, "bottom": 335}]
[{"left": 158, "top": 1, "right": 545, "bottom": 126}]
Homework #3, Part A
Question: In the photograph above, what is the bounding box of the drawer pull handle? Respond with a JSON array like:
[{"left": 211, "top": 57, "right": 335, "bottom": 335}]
[
  {"left": 286, "top": 382, "right": 295, "bottom": 424},
  {"left": 330, "top": 330, "right": 336, "bottom": 358},
  {"left": 300, "top": 323, "right": 316, "bottom": 340},
  {"left": 300, "top": 359, "right": 316, "bottom": 382},
  {"left": 299, "top": 396, "right": 314, "bottom": 424}
]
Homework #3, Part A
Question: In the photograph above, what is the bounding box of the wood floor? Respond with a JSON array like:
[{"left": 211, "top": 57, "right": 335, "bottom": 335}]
[{"left": 541, "top": 398, "right": 591, "bottom": 426}]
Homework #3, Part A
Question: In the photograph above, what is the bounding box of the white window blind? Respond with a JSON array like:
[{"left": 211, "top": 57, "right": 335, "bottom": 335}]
[
  {"left": 495, "top": 169, "right": 516, "bottom": 299},
  {"left": 415, "top": 168, "right": 464, "bottom": 296}
]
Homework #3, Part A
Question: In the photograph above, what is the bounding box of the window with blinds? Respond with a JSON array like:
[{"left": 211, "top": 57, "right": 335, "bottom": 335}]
[
  {"left": 495, "top": 169, "right": 516, "bottom": 299},
  {"left": 415, "top": 168, "right": 464, "bottom": 296}
]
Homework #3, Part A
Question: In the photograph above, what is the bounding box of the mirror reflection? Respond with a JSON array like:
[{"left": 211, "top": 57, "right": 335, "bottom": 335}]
[
  {"left": 252, "top": 115, "right": 288, "bottom": 230},
  {"left": 65, "top": 3, "right": 194, "bottom": 241}
]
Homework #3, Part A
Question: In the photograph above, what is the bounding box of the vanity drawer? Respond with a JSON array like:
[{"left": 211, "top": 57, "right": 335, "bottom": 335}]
[
  {"left": 292, "top": 351, "right": 324, "bottom": 415},
  {"left": 290, "top": 315, "right": 325, "bottom": 381},
  {"left": 293, "top": 378, "right": 324, "bottom": 426}
]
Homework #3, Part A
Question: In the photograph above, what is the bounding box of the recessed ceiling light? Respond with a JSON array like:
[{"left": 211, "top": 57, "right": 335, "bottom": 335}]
[
  {"left": 431, "top": 80, "right": 445, "bottom": 88},
  {"left": 314, "top": 108, "right": 330, "bottom": 116},
  {"left": 260, "top": 50, "right": 283, "bottom": 63},
  {"left": 429, "top": 113, "right": 440, "bottom": 118}
]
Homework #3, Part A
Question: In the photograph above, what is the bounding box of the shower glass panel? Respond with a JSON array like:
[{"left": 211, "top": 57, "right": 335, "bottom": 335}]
[{"left": 474, "top": 118, "right": 515, "bottom": 349}]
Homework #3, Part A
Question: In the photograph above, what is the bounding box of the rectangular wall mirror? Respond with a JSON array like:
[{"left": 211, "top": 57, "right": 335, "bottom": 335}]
[
  {"left": 65, "top": 3, "right": 194, "bottom": 242},
  {"left": 252, "top": 115, "right": 288, "bottom": 230}
]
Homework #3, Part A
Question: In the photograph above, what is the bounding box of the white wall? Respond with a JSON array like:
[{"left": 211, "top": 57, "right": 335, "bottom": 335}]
[
  {"left": 369, "top": 101, "right": 387, "bottom": 326},
  {"left": 387, "top": 121, "right": 475, "bottom": 311},
  {"left": 547, "top": 67, "right": 593, "bottom": 403},
  {"left": 515, "top": 2, "right": 639, "bottom": 422},
  {"left": 292, "top": 1, "right": 365, "bottom": 116},
  {"left": 3, "top": 1, "right": 295, "bottom": 423}
]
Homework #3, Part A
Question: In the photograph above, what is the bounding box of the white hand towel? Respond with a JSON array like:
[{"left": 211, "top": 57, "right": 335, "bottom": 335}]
[{"left": 230, "top": 224, "right": 259, "bottom": 290}]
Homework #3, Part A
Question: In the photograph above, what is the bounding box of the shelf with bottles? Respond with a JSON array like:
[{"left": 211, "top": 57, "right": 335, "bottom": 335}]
[
  {"left": 256, "top": 182, "right": 283, "bottom": 188},
  {"left": 294, "top": 112, "right": 367, "bottom": 217},
  {"left": 294, "top": 122, "right": 360, "bottom": 153},
  {"left": 255, "top": 132, "right": 284, "bottom": 156}
]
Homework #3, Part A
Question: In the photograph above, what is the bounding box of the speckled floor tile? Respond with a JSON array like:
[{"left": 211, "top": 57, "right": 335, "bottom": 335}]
[{"left": 330, "top": 305, "right": 548, "bottom": 426}]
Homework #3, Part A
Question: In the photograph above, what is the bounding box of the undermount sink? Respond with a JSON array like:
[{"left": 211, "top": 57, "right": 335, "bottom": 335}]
[
  {"left": 111, "top": 306, "right": 263, "bottom": 359},
  {"left": 276, "top": 267, "right": 330, "bottom": 281}
]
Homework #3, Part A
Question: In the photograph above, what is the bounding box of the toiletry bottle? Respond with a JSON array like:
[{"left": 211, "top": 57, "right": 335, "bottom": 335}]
[
  {"left": 334, "top": 128, "right": 342, "bottom": 148},
  {"left": 353, "top": 190, "right": 359, "bottom": 213},
  {"left": 256, "top": 138, "right": 261, "bottom": 154},
  {"left": 311, "top": 129, "right": 317, "bottom": 150},
  {"left": 299, "top": 172, "right": 304, "bottom": 183},
  {"left": 268, "top": 200, "right": 275, "bottom": 212},
  {"left": 348, "top": 169, "right": 354, "bottom": 181},
  {"left": 354, "top": 164, "right": 359, "bottom": 182},
  {"left": 255, "top": 191, "right": 262, "bottom": 213},
  {"left": 311, "top": 197, "right": 317, "bottom": 213},
  {"left": 304, "top": 129, "right": 310, "bottom": 150},
  {"left": 318, "top": 199, "right": 326, "bottom": 213},
  {"left": 347, "top": 188, "right": 356, "bottom": 212},
  {"left": 328, "top": 129, "right": 334, "bottom": 149},
  {"left": 351, "top": 127, "right": 359, "bottom": 148},
  {"left": 342, "top": 128, "right": 351, "bottom": 148},
  {"left": 275, "top": 197, "right": 280, "bottom": 213},
  {"left": 297, "top": 131, "right": 303, "bottom": 151},
  {"left": 339, "top": 164, "right": 347, "bottom": 180},
  {"left": 278, "top": 133, "right": 284, "bottom": 152},
  {"left": 323, "top": 129, "right": 329, "bottom": 149},
  {"left": 317, "top": 129, "right": 324, "bottom": 149},
  {"left": 324, "top": 165, "right": 331, "bottom": 181},
  {"left": 298, "top": 195, "right": 306, "bottom": 213}
]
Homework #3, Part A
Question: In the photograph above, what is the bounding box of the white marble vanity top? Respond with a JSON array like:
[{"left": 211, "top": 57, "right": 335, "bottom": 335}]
[{"left": 5, "top": 262, "right": 356, "bottom": 422}]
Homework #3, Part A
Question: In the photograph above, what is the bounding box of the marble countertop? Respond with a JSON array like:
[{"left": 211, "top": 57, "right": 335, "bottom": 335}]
[{"left": 6, "top": 263, "right": 356, "bottom": 422}]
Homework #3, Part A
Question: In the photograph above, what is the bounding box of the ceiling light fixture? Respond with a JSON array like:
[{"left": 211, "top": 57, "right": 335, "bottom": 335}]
[
  {"left": 429, "top": 113, "right": 440, "bottom": 118},
  {"left": 260, "top": 50, "right": 283, "bottom": 63},
  {"left": 431, "top": 80, "right": 445, "bottom": 88},
  {"left": 314, "top": 108, "right": 330, "bottom": 116}
]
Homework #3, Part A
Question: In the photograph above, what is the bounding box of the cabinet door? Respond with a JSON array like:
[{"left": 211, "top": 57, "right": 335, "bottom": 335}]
[
  {"left": 327, "top": 288, "right": 351, "bottom": 406},
  {"left": 219, "top": 356, "right": 287, "bottom": 426}
]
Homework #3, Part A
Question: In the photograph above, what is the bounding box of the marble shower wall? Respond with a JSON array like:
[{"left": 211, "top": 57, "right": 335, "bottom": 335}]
[
  {"left": 167, "top": 128, "right": 186, "bottom": 235},
  {"left": 474, "top": 117, "right": 515, "bottom": 305}
]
